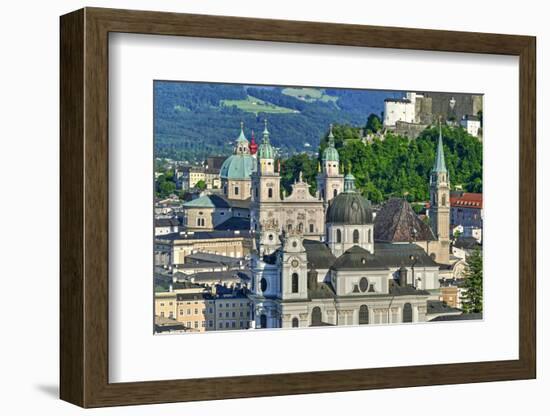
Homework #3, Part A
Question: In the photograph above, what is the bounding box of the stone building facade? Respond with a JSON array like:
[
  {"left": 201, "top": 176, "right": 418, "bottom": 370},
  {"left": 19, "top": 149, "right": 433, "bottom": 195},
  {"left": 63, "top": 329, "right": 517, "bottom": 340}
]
[{"left": 247, "top": 123, "right": 457, "bottom": 330}]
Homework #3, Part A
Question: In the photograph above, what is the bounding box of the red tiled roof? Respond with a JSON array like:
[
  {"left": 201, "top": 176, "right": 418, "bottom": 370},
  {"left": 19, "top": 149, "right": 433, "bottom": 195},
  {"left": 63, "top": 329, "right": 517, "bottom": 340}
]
[{"left": 450, "top": 192, "right": 483, "bottom": 209}]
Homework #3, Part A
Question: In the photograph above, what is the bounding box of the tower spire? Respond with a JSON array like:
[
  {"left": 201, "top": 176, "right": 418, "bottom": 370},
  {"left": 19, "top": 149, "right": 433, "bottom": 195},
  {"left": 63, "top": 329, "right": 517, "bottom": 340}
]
[
  {"left": 328, "top": 123, "right": 335, "bottom": 147},
  {"left": 262, "top": 119, "right": 270, "bottom": 143},
  {"left": 433, "top": 121, "right": 447, "bottom": 173},
  {"left": 237, "top": 121, "right": 247, "bottom": 142}
]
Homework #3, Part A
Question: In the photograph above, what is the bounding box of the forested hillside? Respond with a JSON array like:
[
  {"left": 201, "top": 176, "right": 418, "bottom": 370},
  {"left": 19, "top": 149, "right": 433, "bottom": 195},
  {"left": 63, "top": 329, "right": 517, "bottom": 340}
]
[
  {"left": 280, "top": 124, "right": 482, "bottom": 203},
  {"left": 154, "top": 81, "right": 401, "bottom": 161}
]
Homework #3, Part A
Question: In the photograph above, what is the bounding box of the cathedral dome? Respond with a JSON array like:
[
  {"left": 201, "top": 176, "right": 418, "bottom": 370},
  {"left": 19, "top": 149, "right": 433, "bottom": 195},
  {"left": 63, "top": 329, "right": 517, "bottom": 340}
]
[
  {"left": 220, "top": 154, "right": 256, "bottom": 180},
  {"left": 326, "top": 172, "right": 373, "bottom": 225},
  {"left": 326, "top": 192, "right": 373, "bottom": 225},
  {"left": 220, "top": 123, "right": 256, "bottom": 180}
]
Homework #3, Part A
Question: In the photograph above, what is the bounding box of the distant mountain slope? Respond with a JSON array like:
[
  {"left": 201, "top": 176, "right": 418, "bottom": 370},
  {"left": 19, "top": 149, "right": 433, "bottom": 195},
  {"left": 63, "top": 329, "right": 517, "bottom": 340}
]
[{"left": 154, "top": 81, "right": 403, "bottom": 162}]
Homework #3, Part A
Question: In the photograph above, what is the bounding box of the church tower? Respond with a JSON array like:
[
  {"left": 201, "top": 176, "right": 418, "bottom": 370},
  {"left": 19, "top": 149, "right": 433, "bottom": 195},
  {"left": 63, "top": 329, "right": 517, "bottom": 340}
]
[
  {"left": 279, "top": 230, "right": 309, "bottom": 301},
  {"left": 429, "top": 124, "right": 450, "bottom": 264},
  {"left": 317, "top": 124, "right": 344, "bottom": 209},
  {"left": 250, "top": 119, "right": 282, "bottom": 256}
]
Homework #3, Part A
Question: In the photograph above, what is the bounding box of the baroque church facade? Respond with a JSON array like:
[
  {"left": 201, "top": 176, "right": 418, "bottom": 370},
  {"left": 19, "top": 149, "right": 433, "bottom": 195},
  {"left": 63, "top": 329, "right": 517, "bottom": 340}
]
[{"left": 247, "top": 122, "right": 457, "bottom": 329}]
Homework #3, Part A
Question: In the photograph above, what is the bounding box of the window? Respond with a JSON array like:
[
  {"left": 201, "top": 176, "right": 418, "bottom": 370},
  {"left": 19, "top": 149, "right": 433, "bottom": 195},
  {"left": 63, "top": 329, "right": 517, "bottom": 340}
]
[
  {"left": 298, "top": 223, "right": 303, "bottom": 232},
  {"left": 309, "top": 223, "right": 314, "bottom": 233},
  {"left": 194, "top": 308, "right": 198, "bottom": 314},
  {"left": 311, "top": 307, "right": 322, "bottom": 326},
  {"left": 359, "top": 305, "right": 369, "bottom": 324},
  {"left": 336, "top": 229, "right": 342, "bottom": 243},
  {"left": 333, "top": 189, "right": 338, "bottom": 198},
  {"left": 403, "top": 303, "right": 413, "bottom": 323},
  {"left": 442, "top": 193, "right": 447, "bottom": 206},
  {"left": 160, "top": 312, "right": 164, "bottom": 317},
  {"left": 268, "top": 188, "right": 273, "bottom": 198},
  {"left": 291, "top": 273, "right": 299, "bottom": 293},
  {"left": 359, "top": 277, "right": 369, "bottom": 292},
  {"left": 260, "top": 314, "right": 267, "bottom": 329},
  {"left": 209, "top": 320, "right": 213, "bottom": 327},
  {"left": 179, "top": 310, "right": 183, "bottom": 315},
  {"left": 234, "top": 186, "right": 239, "bottom": 196},
  {"left": 368, "top": 229, "right": 372, "bottom": 243},
  {"left": 169, "top": 311, "right": 173, "bottom": 318},
  {"left": 353, "top": 229, "right": 360, "bottom": 244},
  {"left": 186, "top": 309, "right": 191, "bottom": 315},
  {"left": 260, "top": 278, "right": 268, "bottom": 292},
  {"left": 292, "top": 317, "right": 299, "bottom": 328}
]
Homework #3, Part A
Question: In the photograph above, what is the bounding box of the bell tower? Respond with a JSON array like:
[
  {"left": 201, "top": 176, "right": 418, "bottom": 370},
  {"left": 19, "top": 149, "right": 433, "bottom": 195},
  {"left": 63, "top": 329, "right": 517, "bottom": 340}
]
[
  {"left": 429, "top": 123, "right": 450, "bottom": 263},
  {"left": 250, "top": 119, "right": 282, "bottom": 256},
  {"left": 317, "top": 124, "right": 344, "bottom": 209}
]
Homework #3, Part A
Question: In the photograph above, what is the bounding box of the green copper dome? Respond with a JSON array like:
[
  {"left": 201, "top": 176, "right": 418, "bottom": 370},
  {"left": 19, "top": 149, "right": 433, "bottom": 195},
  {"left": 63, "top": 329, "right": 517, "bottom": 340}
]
[
  {"left": 220, "top": 123, "right": 256, "bottom": 180},
  {"left": 220, "top": 154, "right": 256, "bottom": 180},
  {"left": 326, "top": 193, "right": 373, "bottom": 225},
  {"left": 322, "top": 124, "right": 339, "bottom": 162},
  {"left": 257, "top": 119, "right": 275, "bottom": 160}
]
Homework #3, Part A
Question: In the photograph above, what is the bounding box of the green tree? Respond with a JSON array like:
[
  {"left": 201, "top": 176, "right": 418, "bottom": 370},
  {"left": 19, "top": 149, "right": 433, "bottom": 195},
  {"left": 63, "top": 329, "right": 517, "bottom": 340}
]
[
  {"left": 461, "top": 248, "right": 483, "bottom": 314},
  {"left": 365, "top": 113, "right": 382, "bottom": 134},
  {"left": 158, "top": 180, "right": 176, "bottom": 198},
  {"left": 195, "top": 180, "right": 207, "bottom": 191}
]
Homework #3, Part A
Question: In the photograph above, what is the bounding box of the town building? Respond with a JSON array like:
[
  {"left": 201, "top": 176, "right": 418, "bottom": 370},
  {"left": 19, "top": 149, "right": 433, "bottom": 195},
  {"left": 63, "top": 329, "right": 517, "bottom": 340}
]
[
  {"left": 154, "top": 230, "right": 252, "bottom": 266},
  {"left": 450, "top": 191, "right": 483, "bottom": 230},
  {"left": 154, "top": 217, "right": 180, "bottom": 236},
  {"left": 460, "top": 114, "right": 482, "bottom": 138},
  {"left": 247, "top": 123, "right": 458, "bottom": 329}
]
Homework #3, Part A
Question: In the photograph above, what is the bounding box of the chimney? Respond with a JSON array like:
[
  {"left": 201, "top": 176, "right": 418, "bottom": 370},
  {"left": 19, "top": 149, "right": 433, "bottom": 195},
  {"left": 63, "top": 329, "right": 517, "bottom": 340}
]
[{"left": 399, "top": 266, "right": 408, "bottom": 287}]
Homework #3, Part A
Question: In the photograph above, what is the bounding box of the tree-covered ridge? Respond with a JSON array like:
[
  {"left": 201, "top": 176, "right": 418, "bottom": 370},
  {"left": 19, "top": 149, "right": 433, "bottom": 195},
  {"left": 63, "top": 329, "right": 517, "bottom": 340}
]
[
  {"left": 154, "top": 81, "right": 402, "bottom": 161},
  {"left": 280, "top": 123, "right": 482, "bottom": 203}
]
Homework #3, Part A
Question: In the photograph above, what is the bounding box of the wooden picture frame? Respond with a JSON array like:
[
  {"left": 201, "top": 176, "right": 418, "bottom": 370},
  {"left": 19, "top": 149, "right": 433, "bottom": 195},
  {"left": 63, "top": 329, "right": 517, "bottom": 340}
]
[{"left": 60, "top": 7, "right": 536, "bottom": 408}]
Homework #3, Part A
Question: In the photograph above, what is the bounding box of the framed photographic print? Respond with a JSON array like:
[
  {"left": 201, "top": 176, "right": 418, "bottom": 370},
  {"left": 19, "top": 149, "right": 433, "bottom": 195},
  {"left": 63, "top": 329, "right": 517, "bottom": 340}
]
[{"left": 60, "top": 7, "right": 536, "bottom": 408}]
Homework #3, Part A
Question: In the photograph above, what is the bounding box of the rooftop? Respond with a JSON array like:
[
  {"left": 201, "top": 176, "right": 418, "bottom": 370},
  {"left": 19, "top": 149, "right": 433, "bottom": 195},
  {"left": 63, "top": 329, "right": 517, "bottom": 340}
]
[{"left": 374, "top": 198, "right": 436, "bottom": 243}]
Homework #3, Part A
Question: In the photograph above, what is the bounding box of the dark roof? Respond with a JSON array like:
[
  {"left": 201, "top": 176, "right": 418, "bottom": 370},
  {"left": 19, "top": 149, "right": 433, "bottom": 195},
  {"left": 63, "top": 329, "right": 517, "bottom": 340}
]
[
  {"left": 326, "top": 193, "right": 373, "bottom": 225},
  {"left": 226, "top": 198, "right": 251, "bottom": 210},
  {"left": 214, "top": 216, "right": 250, "bottom": 231},
  {"left": 172, "top": 281, "right": 203, "bottom": 290},
  {"left": 430, "top": 313, "right": 482, "bottom": 321},
  {"left": 330, "top": 243, "right": 438, "bottom": 271},
  {"left": 453, "top": 236, "right": 481, "bottom": 250},
  {"left": 308, "top": 281, "right": 336, "bottom": 299},
  {"left": 173, "top": 262, "right": 226, "bottom": 270},
  {"left": 187, "top": 269, "right": 251, "bottom": 282},
  {"left": 384, "top": 98, "right": 411, "bottom": 103},
  {"left": 176, "top": 292, "right": 209, "bottom": 301},
  {"left": 155, "top": 217, "right": 180, "bottom": 227},
  {"left": 303, "top": 239, "right": 337, "bottom": 269},
  {"left": 388, "top": 280, "right": 430, "bottom": 296},
  {"left": 330, "top": 246, "right": 390, "bottom": 271},
  {"left": 426, "top": 300, "right": 462, "bottom": 315},
  {"left": 374, "top": 198, "right": 436, "bottom": 243}
]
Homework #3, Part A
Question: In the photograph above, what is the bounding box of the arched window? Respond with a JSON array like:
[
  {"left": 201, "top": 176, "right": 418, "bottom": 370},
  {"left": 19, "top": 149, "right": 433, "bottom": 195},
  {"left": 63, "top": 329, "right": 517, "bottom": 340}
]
[
  {"left": 298, "top": 223, "right": 303, "bottom": 232},
  {"left": 260, "top": 314, "right": 267, "bottom": 329},
  {"left": 287, "top": 223, "right": 292, "bottom": 232},
  {"left": 333, "top": 189, "right": 338, "bottom": 198},
  {"left": 292, "top": 317, "right": 299, "bottom": 328},
  {"left": 268, "top": 188, "right": 273, "bottom": 198},
  {"left": 359, "top": 305, "right": 369, "bottom": 324},
  {"left": 311, "top": 307, "right": 322, "bottom": 326},
  {"left": 291, "top": 273, "right": 299, "bottom": 293},
  {"left": 403, "top": 303, "right": 413, "bottom": 323},
  {"left": 336, "top": 229, "right": 342, "bottom": 243},
  {"left": 353, "top": 229, "right": 360, "bottom": 244}
]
